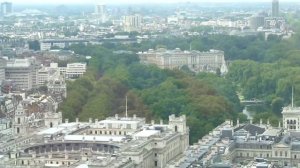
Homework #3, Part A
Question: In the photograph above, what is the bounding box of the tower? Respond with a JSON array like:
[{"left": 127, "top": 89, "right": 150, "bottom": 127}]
[
  {"left": 95, "top": 3, "right": 107, "bottom": 23},
  {"left": 272, "top": 0, "right": 279, "bottom": 17},
  {"left": 13, "top": 103, "right": 28, "bottom": 135},
  {"left": 168, "top": 114, "right": 189, "bottom": 154},
  {"left": 124, "top": 14, "right": 143, "bottom": 32},
  {"left": 1, "top": 2, "right": 12, "bottom": 16}
]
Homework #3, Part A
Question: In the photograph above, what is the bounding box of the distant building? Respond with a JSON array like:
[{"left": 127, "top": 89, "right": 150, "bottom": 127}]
[
  {"left": 264, "top": 17, "right": 285, "bottom": 29},
  {"left": 37, "top": 65, "right": 62, "bottom": 87},
  {"left": 272, "top": 0, "right": 279, "bottom": 17},
  {"left": 95, "top": 3, "right": 107, "bottom": 23},
  {"left": 5, "top": 59, "right": 38, "bottom": 91},
  {"left": 249, "top": 15, "right": 265, "bottom": 30},
  {"left": 47, "top": 73, "right": 67, "bottom": 99},
  {"left": 282, "top": 106, "right": 300, "bottom": 131},
  {"left": 40, "top": 39, "right": 89, "bottom": 51},
  {"left": 0, "top": 2, "right": 12, "bottom": 16},
  {"left": 124, "top": 14, "right": 143, "bottom": 32},
  {"left": 65, "top": 63, "right": 86, "bottom": 79},
  {"left": 0, "top": 58, "right": 6, "bottom": 83},
  {"left": 138, "top": 48, "right": 228, "bottom": 74}
]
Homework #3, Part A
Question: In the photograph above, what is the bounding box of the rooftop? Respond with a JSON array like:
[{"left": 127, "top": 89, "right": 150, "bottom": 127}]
[{"left": 6, "top": 59, "right": 31, "bottom": 68}]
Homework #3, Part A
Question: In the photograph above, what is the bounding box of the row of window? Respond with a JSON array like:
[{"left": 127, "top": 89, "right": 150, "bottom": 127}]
[
  {"left": 239, "top": 151, "right": 296, "bottom": 158},
  {"left": 88, "top": 130, "right": 127, "bottom": 136}
]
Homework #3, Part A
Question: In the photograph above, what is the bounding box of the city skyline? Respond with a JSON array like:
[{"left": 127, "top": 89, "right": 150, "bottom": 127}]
[{"left": 4, "top": 0, "right": 299, "bottom": 5}]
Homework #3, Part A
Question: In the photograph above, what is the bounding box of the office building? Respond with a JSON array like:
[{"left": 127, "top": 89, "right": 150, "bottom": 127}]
[
  {"left": 40, "top": 39, "right": 89, "bottom": 51},
  {"left": 124, "top": 14, "right": 143, "bottom": 32},
  {"left": 5, "top": 59, "right": 38, "bottom": 90},
  {"left": 249, "top": 15, "right": 265, "bottom": 30},
  {"left": 0, "top": 58, "right": 6, "bottom": 83},
  {"left": 138, "top": 48, "right": 228, "bottom": 74},
  {"left": 65, "top": 63, "right": 86, "bottom": 79},
  {"left": 1, "top": 2, "right": 12, "bottom": 15},
  {"left": 95, "top": 3, "right": 107, "bottom": 23},
  {"left": 272, "top": 0, "right": 279, "bottom": 17}
]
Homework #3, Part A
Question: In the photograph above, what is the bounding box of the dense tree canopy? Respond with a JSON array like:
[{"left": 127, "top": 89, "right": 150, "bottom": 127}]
[{"left": 60, "top": 19, "right": 300, "bottom": 143}]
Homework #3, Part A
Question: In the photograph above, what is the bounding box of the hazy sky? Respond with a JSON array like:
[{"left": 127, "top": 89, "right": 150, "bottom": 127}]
[{"left": 8, "top": 0, "right": 300, "bottom": 5}]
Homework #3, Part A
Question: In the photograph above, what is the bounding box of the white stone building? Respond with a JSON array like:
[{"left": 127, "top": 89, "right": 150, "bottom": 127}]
[
  {"left": 124, "top": 14, "right": 143, "bottom": 32},
  {"left": 65, "top": 63, "right": 86, "bottom": 79},
  {"left": 0, "top": 114, "right": 189, "bottom": 168},
  {"left": 138, "top": 48, "right": 228, "bottom": 74}
]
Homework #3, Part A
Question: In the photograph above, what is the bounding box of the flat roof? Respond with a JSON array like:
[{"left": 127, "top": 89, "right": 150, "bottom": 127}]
[
  {"left": 6, "top": 59, "right": 31, "bottom": 68},
  {"left": 38, "top": 127, "right": 64, "bottom": 135},
  {"left": 134, "top": 130, "right": 160, "bottom": 138},
  {"left": 75, "top": 164, "right": 88, "bottom": 168},
  {"left": 99, "top": 119, "right": 141, "bottom": 125}
]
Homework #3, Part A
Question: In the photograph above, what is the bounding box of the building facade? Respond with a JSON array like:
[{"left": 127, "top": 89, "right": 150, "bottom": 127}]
[
  {"left": 124, "top": 14, "right": 143, "bottom": 32},
  {"left": 95, "top": 3, "right": 107, "bottom": 23},
  {"left": 5, "top": 59, "right": 38, "bottom": 90},
  {"left": 65, "top": 63, "right": 87, "bottom": 79},
  {"left": 171, "top": 103, "right": 300, "bottom": 168},
  {"left": 0, "top": 113, "right": 189, "bottom": 168},
  {"left": 0, "top": 58, "right": 6, "bottom": 83},
  {"left": 272, "top": 0, "right": 279, "bottom": 17},
  {"left": 138, "top": 48, "right": 228, "bottom": 74},
  {"left": 1, "top": 2, "right": 12, "bottom": 16}
]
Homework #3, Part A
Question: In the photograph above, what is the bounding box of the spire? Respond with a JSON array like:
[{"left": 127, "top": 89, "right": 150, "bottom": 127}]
[
  {"left": 125, "top": 96, "right": 128, "bottom": 118},
  {"left": 292, "top": 86, "right": 294, "bottom": 108}
]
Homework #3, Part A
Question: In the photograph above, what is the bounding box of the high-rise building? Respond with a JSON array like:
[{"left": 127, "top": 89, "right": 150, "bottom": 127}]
[
  {"left": 1, "top": 2, "right": 12, "bottom": 15},
  {"left": 124, "top": 14, "right": 143, "bottom": 32},
  {"left": 249, "top": 15, "right": 265, "bottom": 30},
  {"left": 0, "top": 58, "right": 6, "bottom": 83},
  {"left": 95, "top": 3, "right": 107, "bottom": 23},
  {"left": 272, "top": 0, "right": 279, "bottom": 17}
]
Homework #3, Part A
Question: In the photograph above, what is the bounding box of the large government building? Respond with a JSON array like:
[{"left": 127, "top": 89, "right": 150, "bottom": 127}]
[
  {"left": 0, "top": 102, "right": 189, "bottom": 168},
  {"left": 169, "top": 103, "right": 300, "bottom": 168},
  {"left": 138, "top": 48, "right": 228, "bottom": 74}
]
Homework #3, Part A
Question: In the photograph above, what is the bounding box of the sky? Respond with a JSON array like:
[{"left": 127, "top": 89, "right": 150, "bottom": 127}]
[{"left": 7, "top": 0, "right": 300, "bottom": 5}]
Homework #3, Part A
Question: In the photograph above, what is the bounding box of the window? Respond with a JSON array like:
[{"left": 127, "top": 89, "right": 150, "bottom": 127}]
[
  {"left": 155, "top": 153, "right": 157, "bottom": 157},
  {"left": 155, "top": 161, "right": 158, "bottom": 167},
  {"left": 295, "top": 155, "right": 297, "bottom": 159},
  {"left": 18, "top": 118, "right": 20, "bottom": 124},
  {"left": 175, "top": 125, "right": 178, "bottom": 132},
  {"left": 50, "top": 122, "right": 53, "bottom": 128},
  {"left": 17, "top": 127, "right": 20, "bottom": 134}
]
